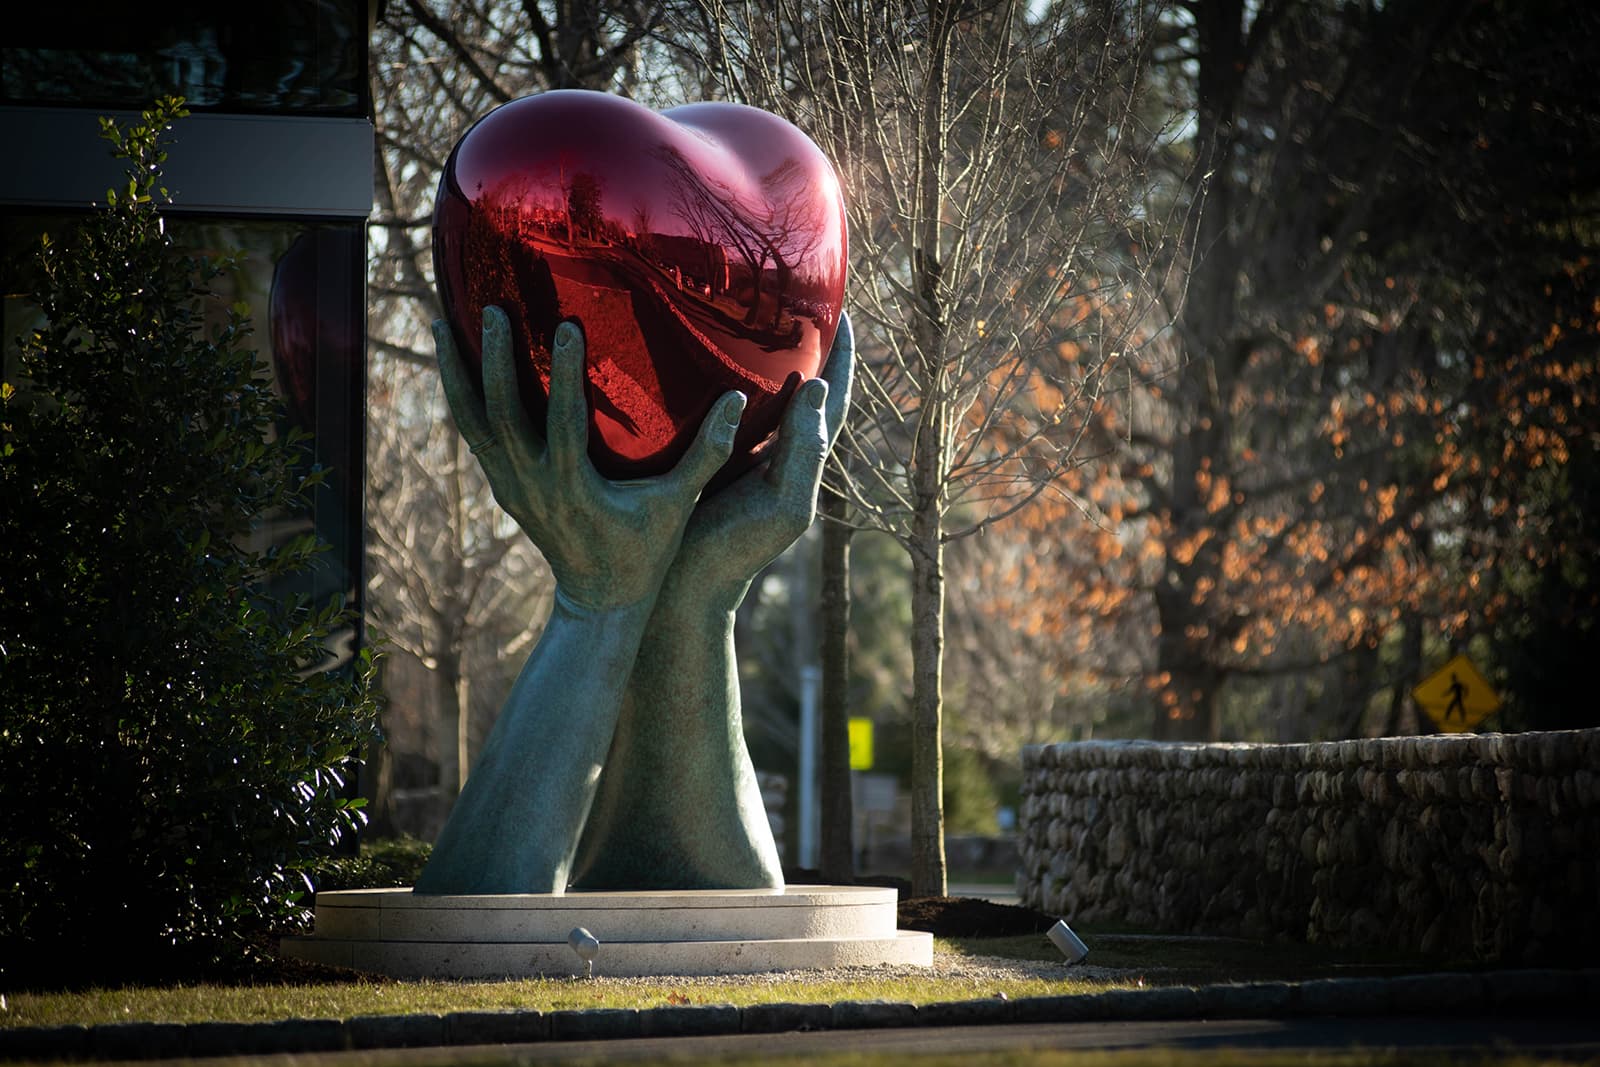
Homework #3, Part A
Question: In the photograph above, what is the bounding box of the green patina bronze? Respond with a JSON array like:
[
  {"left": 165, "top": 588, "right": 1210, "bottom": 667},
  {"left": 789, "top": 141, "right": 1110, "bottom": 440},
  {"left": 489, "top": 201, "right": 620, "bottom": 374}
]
[{"left": 414, "top": 306, "right": 854, "bottom": 895}]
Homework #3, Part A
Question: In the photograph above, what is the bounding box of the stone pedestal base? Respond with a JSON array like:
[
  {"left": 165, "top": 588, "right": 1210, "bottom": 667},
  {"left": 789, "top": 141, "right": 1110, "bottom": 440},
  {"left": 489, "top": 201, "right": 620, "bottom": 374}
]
[{"left": 282, "top": 885, "right": 933, "bottom": 978}]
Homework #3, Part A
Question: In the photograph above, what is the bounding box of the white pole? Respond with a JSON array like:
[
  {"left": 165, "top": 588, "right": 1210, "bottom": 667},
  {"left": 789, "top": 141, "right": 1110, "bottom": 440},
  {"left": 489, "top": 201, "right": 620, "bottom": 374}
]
[{"left": 798, "top": 663, "right": 821, "bottom": 870}]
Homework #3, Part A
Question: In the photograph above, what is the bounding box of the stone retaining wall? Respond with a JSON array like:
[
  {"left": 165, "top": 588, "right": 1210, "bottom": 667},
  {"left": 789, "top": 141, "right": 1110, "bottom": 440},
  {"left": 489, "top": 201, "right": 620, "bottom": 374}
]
[{"left": 1018, "top": 730, "right": 1600, "bottom": 962}]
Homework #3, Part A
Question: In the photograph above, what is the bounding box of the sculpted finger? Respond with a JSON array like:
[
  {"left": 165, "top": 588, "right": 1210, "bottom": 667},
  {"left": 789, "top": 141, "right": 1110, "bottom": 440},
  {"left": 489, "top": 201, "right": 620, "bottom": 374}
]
[
  {"left": 546, "top": 320, "right": 590, "bottom": 479},
  {"left": 481, "top": 306, "right": 532, "bottom": 444},
  {"left": 821, "top": 311, "right": 855, "bottom": 451},
  {"left": 434, "top": 319, "right": 494, "bottom": 449},
  {"left": 765, "top": 379, "right": 829, "bottom": 507},
  {"left": 668, "top": 391, "right": 746, "bottom": 498}
]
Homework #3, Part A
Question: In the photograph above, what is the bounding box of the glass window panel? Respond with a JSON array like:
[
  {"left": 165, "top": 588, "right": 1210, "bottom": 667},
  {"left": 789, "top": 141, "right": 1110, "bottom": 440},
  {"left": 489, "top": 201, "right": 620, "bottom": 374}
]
[
  {"left": 2, "top": 212, "right": 366, "bottom": 661},
  {"left": 3, "top": 2, "right": 367, "bottom": 115}
]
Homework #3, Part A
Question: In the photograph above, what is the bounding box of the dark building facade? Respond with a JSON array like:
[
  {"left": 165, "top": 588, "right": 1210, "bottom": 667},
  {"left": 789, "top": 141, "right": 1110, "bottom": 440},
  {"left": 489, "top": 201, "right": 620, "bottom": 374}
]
[{"left": 1, "top": 4, "right": 374, "bottom": 656}]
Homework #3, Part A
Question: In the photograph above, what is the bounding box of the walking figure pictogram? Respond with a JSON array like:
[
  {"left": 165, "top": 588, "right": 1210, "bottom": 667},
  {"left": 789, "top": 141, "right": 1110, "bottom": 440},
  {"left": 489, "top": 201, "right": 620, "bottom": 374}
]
[{"left": 1444, "top": 672, "right": 1467, "bottom": 722}]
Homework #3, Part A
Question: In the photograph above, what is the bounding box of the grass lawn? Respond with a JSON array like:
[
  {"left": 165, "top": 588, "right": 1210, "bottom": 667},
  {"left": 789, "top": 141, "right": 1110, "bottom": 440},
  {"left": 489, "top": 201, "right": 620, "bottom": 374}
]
[
  {"left": 0, "top": 971, "right": 1099, "bottom": 1029},
  {"left": 2, "top": 929, "right": 1579, "bottom": 1067},
  {"left": 0, "top": 927, "right": 1439, "bottom": 1031}
]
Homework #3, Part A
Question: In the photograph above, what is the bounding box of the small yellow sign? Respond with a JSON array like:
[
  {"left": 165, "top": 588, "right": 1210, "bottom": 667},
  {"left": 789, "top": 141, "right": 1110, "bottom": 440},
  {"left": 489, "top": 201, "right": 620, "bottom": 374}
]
[
  {"left": 848, "top": 717, "right": 875, "bottom": 770},
  {"left": 1412, "top": 654, "right": 1501, "bottom": 733}
]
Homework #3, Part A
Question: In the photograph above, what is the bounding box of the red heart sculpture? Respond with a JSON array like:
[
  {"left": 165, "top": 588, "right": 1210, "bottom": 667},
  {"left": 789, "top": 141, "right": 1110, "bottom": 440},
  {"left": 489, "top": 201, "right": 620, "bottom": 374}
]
[{"left": 433, "top": 90, "right": 848, "bottom": 483}]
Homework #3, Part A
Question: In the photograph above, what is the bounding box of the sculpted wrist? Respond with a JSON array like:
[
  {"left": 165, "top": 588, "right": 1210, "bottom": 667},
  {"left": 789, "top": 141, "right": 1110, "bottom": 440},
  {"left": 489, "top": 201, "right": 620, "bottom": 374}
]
[
  {"left": 655, "top": 563, "right": 751, "bottom": 620},
  {"left": 549, "top": 582, "right": 661, "bottom": 629}
]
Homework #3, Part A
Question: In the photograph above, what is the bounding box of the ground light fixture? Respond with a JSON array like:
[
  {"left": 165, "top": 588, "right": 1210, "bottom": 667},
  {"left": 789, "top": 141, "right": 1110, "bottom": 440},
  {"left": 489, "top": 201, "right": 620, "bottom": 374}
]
[
  {"left": 1048, "top": 919, "right": 1090, "bottom": 964},
  {"left": 568, "top": 927, "right": 601, "bottom": 977}
]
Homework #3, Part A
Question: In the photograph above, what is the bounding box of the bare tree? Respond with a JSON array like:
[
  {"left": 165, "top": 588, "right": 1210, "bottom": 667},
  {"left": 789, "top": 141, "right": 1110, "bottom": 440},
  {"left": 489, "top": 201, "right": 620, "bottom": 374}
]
[
  {"left": 683, "top": 0, "right": 1187, "bottom": 894},
  {"left": 366, "top": 1, "right": 672, "bottom": 810},
  {"left": 366, "top": 360, "right": 551, "bottom": 799}
]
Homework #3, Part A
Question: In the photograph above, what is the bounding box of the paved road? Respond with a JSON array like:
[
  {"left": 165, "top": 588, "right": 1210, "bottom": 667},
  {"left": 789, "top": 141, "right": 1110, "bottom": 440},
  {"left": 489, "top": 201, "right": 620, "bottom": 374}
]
[{"left": 140, "top": 1016, "right": 1600, "bottom": 1066}]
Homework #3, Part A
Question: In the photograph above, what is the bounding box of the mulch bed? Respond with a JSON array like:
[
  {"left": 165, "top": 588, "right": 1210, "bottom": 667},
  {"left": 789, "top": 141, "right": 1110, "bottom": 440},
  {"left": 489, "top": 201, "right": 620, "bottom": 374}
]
[
  {"left": 792, "top": 872, "right": 1058, "bottom": 939},
  {"left": 896, "top": 896, "right": 1057, "bottom": 938}
]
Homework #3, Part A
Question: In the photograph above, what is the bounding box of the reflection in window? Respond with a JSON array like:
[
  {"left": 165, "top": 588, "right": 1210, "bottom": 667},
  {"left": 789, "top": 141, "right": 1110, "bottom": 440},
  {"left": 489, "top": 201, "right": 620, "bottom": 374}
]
[
  {"left": 2, "top": 2, "right": 365, "bottom": 114},
  {"left": 1, "top": 213, "right": 365, "bottom": 660}
]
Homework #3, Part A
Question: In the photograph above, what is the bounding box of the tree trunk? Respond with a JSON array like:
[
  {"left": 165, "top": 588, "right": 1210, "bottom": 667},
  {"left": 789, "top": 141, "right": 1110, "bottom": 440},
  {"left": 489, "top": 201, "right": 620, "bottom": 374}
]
[
  {"left": 1152, "top": 574, "right": 1222, "bottom": 741},
  {"left": 817, "top": 486, "right": 856, "bottom": 883},
  {"left": 437, "top": 431, "right": 470, "bottom": 800},
  {"left": 1384, "top": 614, "right": 1424, "bottom": 736},
  {"left": 456, "top": 667, "right": 472, "bottom": 788},
  {"left": 1336, "top": 643, "right": 1379, "bottom": 738},
  {"left": 434, "top": 650, "right": 464, "bottom": 800},
  {"left": 1152, "top": 676, "right": 1220, "bottom": 741},
  {"left": 1149, "top": 0, "right": 1244, "bottom": 743},
  {"left": 909, "top": 509, "right": 946, "bottom": 898},
  {"left": 904, "top": 1, "right": 953, "bottom": 901},
  {"left": 908, "top": 363, "right": 950, "bottom": 896},
  {"left": 362, "top": 725, "right": 396, "bottom": 836}
]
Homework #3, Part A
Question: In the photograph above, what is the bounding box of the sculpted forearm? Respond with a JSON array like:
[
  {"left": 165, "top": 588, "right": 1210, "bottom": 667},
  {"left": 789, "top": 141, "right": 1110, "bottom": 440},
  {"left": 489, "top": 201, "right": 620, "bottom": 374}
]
[
  {"left": 571, "top": 595, "right": 781, "bottom": 890},
  {"left": 414, "top": 594, "right": 655, "bottom": 894}
]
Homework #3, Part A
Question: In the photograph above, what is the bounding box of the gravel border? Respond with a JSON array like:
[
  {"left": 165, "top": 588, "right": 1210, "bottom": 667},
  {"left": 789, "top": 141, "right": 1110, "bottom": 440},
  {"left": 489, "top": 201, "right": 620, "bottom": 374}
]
[{"left": 2, "top": 967, "right": 1595, "bottom": 1062}]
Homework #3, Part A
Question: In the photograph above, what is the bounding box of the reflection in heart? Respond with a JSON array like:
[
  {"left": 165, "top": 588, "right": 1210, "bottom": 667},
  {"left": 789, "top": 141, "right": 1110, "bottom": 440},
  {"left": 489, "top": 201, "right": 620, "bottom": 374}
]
[{"left": 433, "top": 90, "right": 848, "bottom": 483}]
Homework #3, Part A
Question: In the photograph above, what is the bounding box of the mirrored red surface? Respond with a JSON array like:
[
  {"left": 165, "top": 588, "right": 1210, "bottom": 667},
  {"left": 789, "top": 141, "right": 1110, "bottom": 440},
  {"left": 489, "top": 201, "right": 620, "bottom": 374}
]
[{"left": 433, "top": 92, "right": 847, "bottom": 482}]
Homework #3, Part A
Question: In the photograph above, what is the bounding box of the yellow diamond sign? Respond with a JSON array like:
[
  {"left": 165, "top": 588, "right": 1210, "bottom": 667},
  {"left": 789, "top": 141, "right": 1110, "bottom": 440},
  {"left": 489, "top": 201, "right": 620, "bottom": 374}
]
[{"left": 1411, "top": 654, "right": 1501, "bottom": 733}]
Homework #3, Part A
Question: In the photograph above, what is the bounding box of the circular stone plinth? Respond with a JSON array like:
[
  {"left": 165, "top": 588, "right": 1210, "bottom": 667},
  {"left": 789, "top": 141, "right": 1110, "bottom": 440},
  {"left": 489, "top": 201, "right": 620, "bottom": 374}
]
[{"left": 281, "top": 885, "right": 933, "bottom": 978}]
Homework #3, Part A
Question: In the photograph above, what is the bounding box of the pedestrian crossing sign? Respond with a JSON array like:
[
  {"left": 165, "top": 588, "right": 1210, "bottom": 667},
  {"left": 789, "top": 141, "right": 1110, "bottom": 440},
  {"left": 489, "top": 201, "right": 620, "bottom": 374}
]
[{"left": 1411, "top": 654, "right": 1501, "bottom": 733}]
